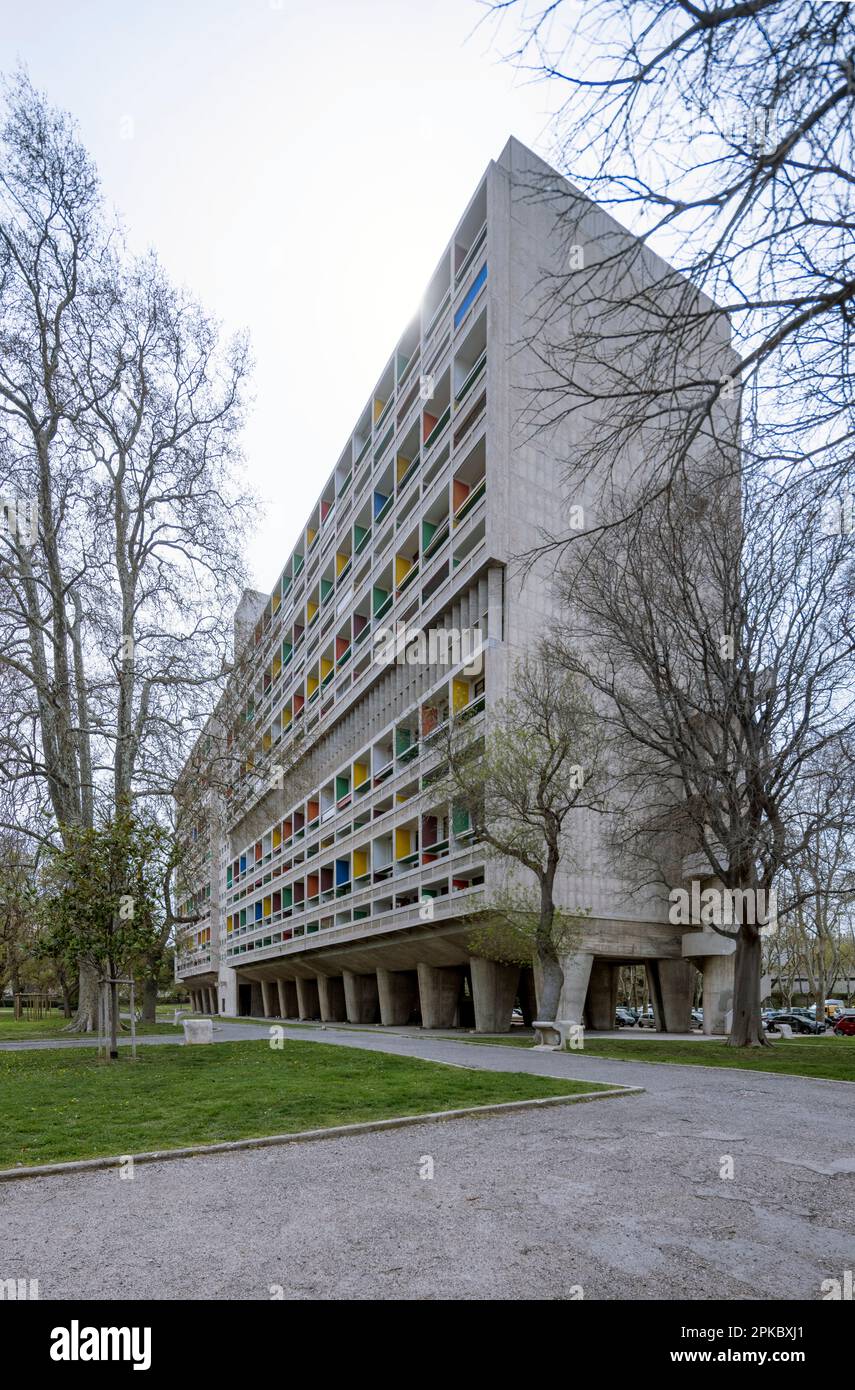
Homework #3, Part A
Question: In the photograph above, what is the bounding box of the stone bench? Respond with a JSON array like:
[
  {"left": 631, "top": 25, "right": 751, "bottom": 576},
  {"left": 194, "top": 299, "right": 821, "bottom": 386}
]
[
  {"left": 532, "top": 1019, "right": 584, "bottom": 1051},
  {"left": 183, "top": 1018, "right": 213, "bottom": 1045}
]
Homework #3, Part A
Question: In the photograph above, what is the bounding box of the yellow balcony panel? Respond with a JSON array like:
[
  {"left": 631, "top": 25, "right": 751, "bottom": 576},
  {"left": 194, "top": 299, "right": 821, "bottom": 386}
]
[{"left": 395, "top": 827, "right": 414, "bottom": 860}]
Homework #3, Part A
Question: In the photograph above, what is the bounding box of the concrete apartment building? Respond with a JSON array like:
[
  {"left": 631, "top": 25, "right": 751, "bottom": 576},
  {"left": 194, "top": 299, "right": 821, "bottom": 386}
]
[{"left": 174, "top": 137, "right": 737, "bottom": 1035}]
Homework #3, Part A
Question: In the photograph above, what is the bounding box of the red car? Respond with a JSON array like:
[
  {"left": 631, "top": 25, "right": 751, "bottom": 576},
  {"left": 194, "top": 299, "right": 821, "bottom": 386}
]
[{"left": 833, "top": 1013, "right": 855, "bottom": 1036}]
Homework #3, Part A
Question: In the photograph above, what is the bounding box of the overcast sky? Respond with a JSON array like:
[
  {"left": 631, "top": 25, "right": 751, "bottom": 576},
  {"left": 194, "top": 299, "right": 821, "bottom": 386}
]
[{"left": 0, "top": 0, "right": 562, "bottom": 594}]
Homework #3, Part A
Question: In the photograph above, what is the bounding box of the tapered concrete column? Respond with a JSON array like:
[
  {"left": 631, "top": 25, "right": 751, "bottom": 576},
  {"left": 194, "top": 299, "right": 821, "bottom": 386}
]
[
  {"left": 282, "top": 979, "right": 299, "bottom": 1018},
  {"left": 645, "top": 963, "right": 664, "bottom": 1031},
  {"left": 701, "top": 955, "right": 735, "bottom": 1035},
  {"left": 556, "top": 951, "right": 594, "bottom": 1024},
  {"left": 260, "top": 980, "right": 274, "bottom": 1019},
  {"left": 470, "top": 957, "right": 519, "bottom": 1033},
  {"left": 657, "top": 960, "right": 695, "bottom": 1033},
  {"left": 586, "top": 960, "right": 619, "bottom": 1030},
  {"left": 295, "top": 976, "right": 320, "bottom": 1020},
  {"left": 207, "top": 986, "right": 217, "bottom": 1015},
  {"left": 417, "top": 963, "right": 463, "bottom": 1029},
  {"left": 276, "top": 979, "right": 288, "bottom": 1019},
  {"left": 342, "top": 970, "right": 379, "bottom": 1024},
  {"left": 317, "top": 975, "right": 347, "bottom": 1023},
  {"left": 376, "top": 968, "right": 419, "bottom": 1026},
  {"left": 682, "top": 929, "right": 736, "bottom": 1035}
]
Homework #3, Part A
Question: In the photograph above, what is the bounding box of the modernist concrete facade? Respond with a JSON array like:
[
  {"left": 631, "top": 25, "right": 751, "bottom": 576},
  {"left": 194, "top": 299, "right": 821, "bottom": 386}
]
[{"left": 174, "top": 138, "right": 737, "bottom": 1035}]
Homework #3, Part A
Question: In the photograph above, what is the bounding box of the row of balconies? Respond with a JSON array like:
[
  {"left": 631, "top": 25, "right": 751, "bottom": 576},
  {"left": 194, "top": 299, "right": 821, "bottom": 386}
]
[
  {"left": 223, "top": 700, "right": 485, "bottom": 929},
  {"left": 226, "top": 681, "right": 484, "bottom": 897},
  {"left": 224, "top": 462, "right": 488, "bottom": 801},
  {"left": 246, "top": 278, "right": 488, "bottom": 692},
  {"left": 224, "top": 854, "right": 486, "bottom": 963},
  {"left": 236, "top": 369, "right": 488, "bottom": 742}
]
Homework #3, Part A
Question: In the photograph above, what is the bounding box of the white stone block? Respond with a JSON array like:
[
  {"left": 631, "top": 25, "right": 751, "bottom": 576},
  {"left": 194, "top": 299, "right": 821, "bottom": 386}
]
[{"left": 183, "top": 1018, "right": 213, "bottom": 1045}]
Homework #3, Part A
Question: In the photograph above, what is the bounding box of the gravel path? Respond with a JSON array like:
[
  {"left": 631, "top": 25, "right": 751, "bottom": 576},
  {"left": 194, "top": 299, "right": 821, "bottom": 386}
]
[{"left": 1, "top": 1027, "right": 853, "bottom": 1300}]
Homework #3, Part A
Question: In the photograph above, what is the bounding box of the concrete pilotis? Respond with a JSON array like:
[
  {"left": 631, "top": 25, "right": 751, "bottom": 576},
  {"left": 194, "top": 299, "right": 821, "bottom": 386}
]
[
  {"left": 260, "top": 980, "right": 273, "bottom": 1019},
  {"left": 682, "top": 929, "right": 736, "bottom": 1035},
  {"left": 556, "top": 951, "right": 594, "bottom": 1024},
  {"left": 657, "top": 960, "right": 696, "bottom": 1032},
  {"left": 295, "top": 976, "right": 320, "bottom": 1020},
  {"left": 586, "top": 960, "right": 619, "bottom": 1030},
  {"left": 276, "top": 979, "right": 288, "bottom": 1019},
  {"left": 317, "top": 975, "right": 348, "bottom": 1023},
  {"left": 417, "top": 963, "right": 464, "bottom": 1029},
  {"left": 282, "top": 979, "right": 299, "bottom": 1018},
  {"left": 700, "top": 954, "right": 734, "bottom": 1035},
  {"left": 469, "top": 957, "right": 519, "bottom": 1032},
  {"left": 342, "top": 970, "right": 380, "bottom": 1024},
  {"left": 376, "top": 968, "right": 419, "bottom": 1026}
]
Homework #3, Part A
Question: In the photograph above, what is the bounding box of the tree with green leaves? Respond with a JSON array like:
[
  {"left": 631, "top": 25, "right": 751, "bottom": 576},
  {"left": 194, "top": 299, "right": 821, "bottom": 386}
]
[{"left": 39, "top": 814, "right": 173, "bottom": 1058}]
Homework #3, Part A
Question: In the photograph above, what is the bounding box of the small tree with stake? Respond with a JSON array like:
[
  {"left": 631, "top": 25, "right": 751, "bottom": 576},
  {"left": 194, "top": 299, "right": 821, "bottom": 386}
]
[{"left": 40, "top": 813, "right": 169, "bottom": 1060}]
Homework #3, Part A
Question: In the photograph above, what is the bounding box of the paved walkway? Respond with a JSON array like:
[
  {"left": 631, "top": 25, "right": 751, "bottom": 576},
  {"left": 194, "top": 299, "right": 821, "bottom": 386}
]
[
  {"left": 0, "top": 1017, "right": 713, "bottom": 1052},
  {"left": 1, "top": 1023, "right": 853, "bottom": 1299}
]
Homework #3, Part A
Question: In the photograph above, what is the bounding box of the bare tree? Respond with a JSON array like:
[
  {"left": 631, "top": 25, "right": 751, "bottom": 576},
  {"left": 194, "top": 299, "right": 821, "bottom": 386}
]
[
  {"left": 435, "top": 648, "right": 605, "bottom": 1020},
  {"left": 553, "top": 469, "right": 855, "bottom": 1045},
  {"left": 0, "top": 74, "right": 254, "bottom": 1029},
  {"left": 483, "top": 0, "right": 855, "bottom": 542},
  {"left": 776, "top": 758, "right": 855, "bottom": 1024}
]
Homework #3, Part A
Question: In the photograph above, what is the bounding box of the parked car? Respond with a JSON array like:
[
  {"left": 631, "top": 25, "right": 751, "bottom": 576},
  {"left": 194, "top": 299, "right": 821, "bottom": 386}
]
[
  {"left": 765, "top": 1011, "right": 828, "bottom": 1035},
  {"left": 615, "top": 1007, "right": 636, "bottom": 1028},
  {"left": 833, "top": 1012, "right": 855, "bottom": 1036},
  {"left": 691, "top": 1008, "right": 703, "bottom": 1027},
  {"left": 636, "top": 1006, "right": 657, "bottom": 1029}
]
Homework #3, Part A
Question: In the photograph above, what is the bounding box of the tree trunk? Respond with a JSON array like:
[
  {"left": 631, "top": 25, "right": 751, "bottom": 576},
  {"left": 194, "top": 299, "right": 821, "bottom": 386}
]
[
  {"left": 109, "top": 975, "right": 119, "bottom": 1060},
  {"left": 727, "top": 926, "right": 770, "bottom": 1047},
  {"left": 64, "top": 958, "right": 99, "bottom": 1032},
  {"left": 142, "top": 975, "right": 158, "bottom": 1023},
  {"left": 535, "top": 868, "right": 563, "bottom": 1021},
  {"left": 814, "top": 985, "right": 827, "bottom": 1033},
  {"left": 536, "top": 942, "right": 564, "bottom": 1021}
]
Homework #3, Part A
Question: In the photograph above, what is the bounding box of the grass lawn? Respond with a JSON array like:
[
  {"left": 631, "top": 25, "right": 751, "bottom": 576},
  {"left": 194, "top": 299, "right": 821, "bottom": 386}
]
[
  {"left": 0, "top": 1009, "right": 182, "bottom": 1043},
  {"left": 0, "top": 1038, "right": 611, "bottom": 1168},
  {"left": 467, "top": 1034, "right": 853, "bottom": 1082},
  {"left": 579, "top": 1036, "right": 855, "bottom": 1081}
]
